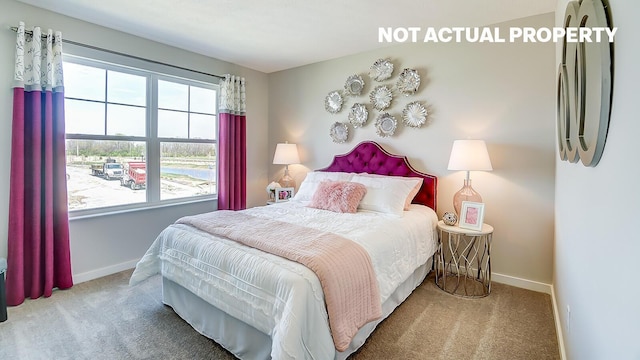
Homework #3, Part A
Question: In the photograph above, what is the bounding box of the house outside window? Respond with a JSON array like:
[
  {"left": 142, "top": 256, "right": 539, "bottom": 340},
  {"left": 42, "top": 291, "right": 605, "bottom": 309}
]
[{"left": 63, "top": 54, "right": 218, "bottom": 215}]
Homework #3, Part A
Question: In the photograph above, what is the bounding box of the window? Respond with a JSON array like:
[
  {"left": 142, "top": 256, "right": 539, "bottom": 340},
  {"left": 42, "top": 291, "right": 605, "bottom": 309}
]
[{"left": 63, "top": 54, "right": 218, "bottom": 214}]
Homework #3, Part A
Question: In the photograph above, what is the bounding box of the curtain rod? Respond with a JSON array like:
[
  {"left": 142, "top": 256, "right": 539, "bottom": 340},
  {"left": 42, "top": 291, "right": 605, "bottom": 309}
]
[{"left": 9, "top": 26, "right": 225, "bottom": 81}]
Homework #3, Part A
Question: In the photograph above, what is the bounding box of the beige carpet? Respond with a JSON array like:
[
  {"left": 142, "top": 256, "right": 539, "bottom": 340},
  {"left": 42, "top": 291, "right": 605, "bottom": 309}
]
[{"left": 0, "top": 270, "right": 559, "bottom": 359}]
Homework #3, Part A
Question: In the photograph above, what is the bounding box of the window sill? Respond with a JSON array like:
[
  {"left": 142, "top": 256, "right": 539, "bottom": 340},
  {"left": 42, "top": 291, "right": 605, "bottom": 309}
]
[{"left": 68, "top": 196, "right": 217, "bottom": 221}]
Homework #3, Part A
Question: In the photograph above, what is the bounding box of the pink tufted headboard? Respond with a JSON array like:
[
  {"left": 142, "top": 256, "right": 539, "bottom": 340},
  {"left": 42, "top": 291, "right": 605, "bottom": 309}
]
[{"left": 318, "top": 141, "right": 438, "bottom": 211}]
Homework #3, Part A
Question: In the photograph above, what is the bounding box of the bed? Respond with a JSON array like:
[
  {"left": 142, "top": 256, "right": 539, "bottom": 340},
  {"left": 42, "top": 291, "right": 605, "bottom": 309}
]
[{"left": 130, "top": 141, "right": 438, "bottom": 359}]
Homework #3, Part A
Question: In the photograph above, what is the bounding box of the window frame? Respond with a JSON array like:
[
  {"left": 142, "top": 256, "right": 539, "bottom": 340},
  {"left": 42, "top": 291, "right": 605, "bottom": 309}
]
[{"left": 63, "top": 46, "right": 219, "bottom": 218}]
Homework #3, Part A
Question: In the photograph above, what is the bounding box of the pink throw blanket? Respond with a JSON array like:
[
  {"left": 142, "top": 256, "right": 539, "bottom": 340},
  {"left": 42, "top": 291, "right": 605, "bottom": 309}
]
[{"left": 176, "top": 211, "right": 382, "bottom": 351}]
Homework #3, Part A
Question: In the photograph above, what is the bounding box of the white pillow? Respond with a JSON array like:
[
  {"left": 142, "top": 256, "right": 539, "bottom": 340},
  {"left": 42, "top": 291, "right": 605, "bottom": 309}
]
[
  {"left": 356, "top": 173, "right": 423, "bottom": 210},
  {"left": 292, "top": 171, "right": 355, "bottom": 202},
  {"left": 351, "top": 174, "right": 423, "bottom": 216}
]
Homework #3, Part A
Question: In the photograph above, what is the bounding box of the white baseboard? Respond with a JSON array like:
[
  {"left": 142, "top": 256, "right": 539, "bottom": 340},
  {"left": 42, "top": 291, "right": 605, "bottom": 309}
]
[
  {"left": 492, "top": 271, "right": 552, "bottom": 294},
  {"left": 492, "top": 273, "right": 566, "bottom": 360},
  {"left": 550, "top": 285, "right": 568, "bottom": 360},
  {"left": 72, "top": 259, "right": 138, "bottom": 284}
]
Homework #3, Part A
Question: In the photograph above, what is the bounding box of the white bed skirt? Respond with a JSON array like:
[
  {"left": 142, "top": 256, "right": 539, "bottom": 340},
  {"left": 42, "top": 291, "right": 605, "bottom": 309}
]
[{"left": 162, "top": 257, "right": 433, "bottom": 360}]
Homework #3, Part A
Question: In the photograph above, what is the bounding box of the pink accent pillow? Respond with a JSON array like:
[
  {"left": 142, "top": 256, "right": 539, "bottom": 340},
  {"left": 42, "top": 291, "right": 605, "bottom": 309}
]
[{"left": 308, "top": 180, "right": 367, "bottom": 213}]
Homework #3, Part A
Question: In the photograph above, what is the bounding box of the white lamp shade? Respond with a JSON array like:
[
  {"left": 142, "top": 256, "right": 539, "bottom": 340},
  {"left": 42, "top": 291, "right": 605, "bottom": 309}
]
[
  {"left": 272, "top": 143, "right": 300, "bottom": 165},
  {"left": 447, "top": 140, "right": 493, "bottom": 171}
]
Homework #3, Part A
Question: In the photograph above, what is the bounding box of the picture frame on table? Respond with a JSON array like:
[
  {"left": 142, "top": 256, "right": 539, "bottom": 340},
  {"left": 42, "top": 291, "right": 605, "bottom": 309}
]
[
  {"left": 459, "top": 201, "right": 485, "bottom": 231},
  {"left": 275, "top": 187, "right": 294, "bottom": 202}
]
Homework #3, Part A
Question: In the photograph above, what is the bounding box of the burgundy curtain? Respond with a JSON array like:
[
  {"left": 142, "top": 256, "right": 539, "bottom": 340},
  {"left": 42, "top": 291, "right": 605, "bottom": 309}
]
[
  {"left": 217, "top": 75, "right": 246, "bottom": 210},
  {"left": 6, "top": 23, "right": 72, "bottom": 306}
]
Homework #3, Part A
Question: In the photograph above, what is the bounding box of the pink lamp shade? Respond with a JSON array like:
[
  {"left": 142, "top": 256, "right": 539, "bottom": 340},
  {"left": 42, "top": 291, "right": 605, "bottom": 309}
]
[
  {"left": 447, "top": 140, "right": 492, "bottom": 216},
  {"left": 272, "top": 142, "right": 300, "bottom": 188}
]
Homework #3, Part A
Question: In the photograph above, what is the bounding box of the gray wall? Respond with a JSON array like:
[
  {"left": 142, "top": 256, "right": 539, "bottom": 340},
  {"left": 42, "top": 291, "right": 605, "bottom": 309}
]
[
  {"left": 268, "top": 13, "right": 556, "bottom": 287},
  {"left": 0, "top": 0, "right": 270, "bottom": 280},
  {"left": 554, "top": 1, "right": 640, "bottom": 359}
]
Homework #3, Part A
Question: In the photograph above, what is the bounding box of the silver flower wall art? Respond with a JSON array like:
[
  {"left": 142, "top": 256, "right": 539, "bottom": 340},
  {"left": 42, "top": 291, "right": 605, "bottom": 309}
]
[
  {"left": 344, "top": 74, "right": 365, "bottom": 96},
  {"left": 324, "top": 90, "right": 343, "bottom": 114},
  {"left": 348, "top": 103, "right": 369, "bottom": 128},
  {"left": 323, "top": 57, "right": 432, "bottom": 142},
  {"left": 370, "top": 85, "right": 393, "bottom": 111},
  {"left": 396, "top": 68, "right": 421, "bottom": 95},
  {"left": 330, "top": 122, "right": 349, "bottom": 143},
  {"left": 375, "top": 113, "right": 397, "bottom": 138},
  {"left": 402, "top": 101, "right": 427, "bottom": 128},
  {"left": 369, "top": 59, "right": 394, "bottom": 82}
]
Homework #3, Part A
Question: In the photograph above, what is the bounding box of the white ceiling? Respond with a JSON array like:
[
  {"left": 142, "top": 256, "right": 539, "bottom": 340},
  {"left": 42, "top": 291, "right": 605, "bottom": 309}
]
[{"left": 18, "top": 0, "right": 556, "bottom": 73}]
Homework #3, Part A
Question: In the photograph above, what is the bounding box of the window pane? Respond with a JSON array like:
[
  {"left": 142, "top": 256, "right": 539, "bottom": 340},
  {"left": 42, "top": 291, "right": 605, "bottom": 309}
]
[
  {"left": 63, "top": 62, "right": 105, "bottom": 101},
  {"left": 65, "top": 99, "right": 105, "bottom": 135},
  {"left": 190, "top": 114, "right": 216, "bottom": 140},
  {"left": 64, "top": 56, "right": 218, "bottom": 213},
  {"left": 107, "top": 71, "right": 146, "bottom": 106},
  {"left": 158, "top": 80, "right": 188, "bottom": 111},
  {"left": 190, "top": 86, "right": 216, "bottom": 114},
  {"left": 66, "top": 140, "right": 147, "bottom": 211},
  {"left": 158, "top": 110, "right": 188, "bottom": 138},
  {"left": 160, "top": 142, "right": 216, "bottom": 201},
  {"left": 106, "top": 104, "right": 146, "bottom": 136}
]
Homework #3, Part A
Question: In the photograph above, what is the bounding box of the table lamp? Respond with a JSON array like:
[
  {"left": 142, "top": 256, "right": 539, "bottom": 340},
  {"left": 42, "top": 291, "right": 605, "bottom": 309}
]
[
  {"left": 447, "top": 139, "right": 493, "bottom": 216},
  {"left": 272, "top": 142, "right": 300, "bottom": 188}
]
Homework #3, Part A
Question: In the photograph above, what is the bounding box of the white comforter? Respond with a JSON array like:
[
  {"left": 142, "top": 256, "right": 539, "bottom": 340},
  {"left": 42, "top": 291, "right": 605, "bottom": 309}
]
[{"left": 130, "top": 201, "right": 438, "bottom": 360}]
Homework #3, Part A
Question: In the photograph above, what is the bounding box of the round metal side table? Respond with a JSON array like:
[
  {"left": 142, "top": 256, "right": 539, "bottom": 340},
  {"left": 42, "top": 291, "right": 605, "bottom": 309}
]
[{"left": 435, "top": 220, "right": 494, "bottom": 298}]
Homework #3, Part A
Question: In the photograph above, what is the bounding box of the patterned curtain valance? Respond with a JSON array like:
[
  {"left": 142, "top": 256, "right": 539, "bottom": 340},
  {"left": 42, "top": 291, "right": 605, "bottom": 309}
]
[
  {"left": 219, "top": 75, "right": 246, "bottom": 115},
  {"left": 13, "top": 21, "right": 64, "bottom": 92}
]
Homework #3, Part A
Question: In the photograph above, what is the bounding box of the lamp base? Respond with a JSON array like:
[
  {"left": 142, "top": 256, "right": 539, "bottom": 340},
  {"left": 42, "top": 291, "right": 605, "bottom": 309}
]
[
  {"left": 453, "top": 179, "right": 482, "bottom": 217},
  {"left": 278, "top": 167, "right": 296, "bottom": 189}
]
